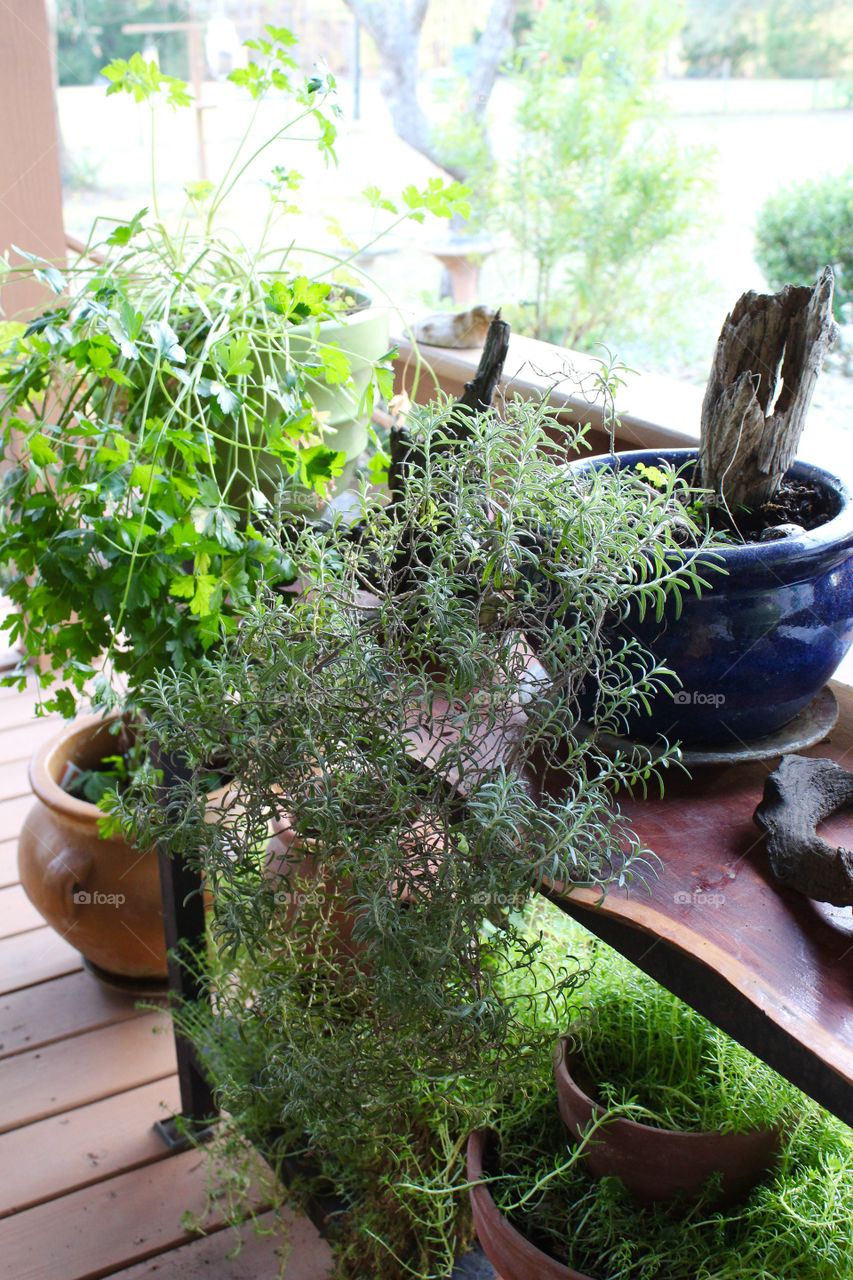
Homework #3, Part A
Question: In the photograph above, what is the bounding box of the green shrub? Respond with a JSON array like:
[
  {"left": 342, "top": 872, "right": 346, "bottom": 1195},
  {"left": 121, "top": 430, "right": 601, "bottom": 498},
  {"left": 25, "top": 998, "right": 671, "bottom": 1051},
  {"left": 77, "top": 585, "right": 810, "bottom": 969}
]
[
  {"left": 491, "top": 0, "right": 710, "bottom": 352},
  {"left": 755, "top": 169, "right": 853, "bottom": 318}
]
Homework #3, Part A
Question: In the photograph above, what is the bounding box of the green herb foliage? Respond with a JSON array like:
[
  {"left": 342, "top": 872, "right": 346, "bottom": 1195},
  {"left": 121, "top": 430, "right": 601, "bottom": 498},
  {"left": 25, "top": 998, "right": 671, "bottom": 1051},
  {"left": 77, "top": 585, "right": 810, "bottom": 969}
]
[
  {"left": 122, "top": 391, "right": 720, "bottom": 1276},
  {"left": 63, "top": 736, "right": 145, "bottom": 807},
  {"left": 0, "top": 25, "right": 469, "bottom": 719}
]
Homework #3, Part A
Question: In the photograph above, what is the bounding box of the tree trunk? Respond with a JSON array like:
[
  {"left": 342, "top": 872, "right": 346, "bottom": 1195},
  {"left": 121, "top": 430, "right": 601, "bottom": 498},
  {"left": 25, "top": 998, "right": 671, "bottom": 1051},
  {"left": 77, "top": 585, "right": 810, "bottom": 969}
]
[
  {"left": 342, "top": 0, "right": 515, "bottom": 182},
  {"left": 699, "top": 267, "right": 837, "bottom": 511},
  {"left": 467, "top": 0, "right": 516, "bottom": 121}
]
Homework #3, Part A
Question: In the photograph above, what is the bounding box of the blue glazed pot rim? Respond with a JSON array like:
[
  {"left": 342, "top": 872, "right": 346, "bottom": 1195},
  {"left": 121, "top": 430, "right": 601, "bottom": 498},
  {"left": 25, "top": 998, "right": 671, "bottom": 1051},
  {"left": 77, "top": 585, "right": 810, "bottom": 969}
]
[{"left": 569, "top": 447, "right": 853, "bottom": 579}]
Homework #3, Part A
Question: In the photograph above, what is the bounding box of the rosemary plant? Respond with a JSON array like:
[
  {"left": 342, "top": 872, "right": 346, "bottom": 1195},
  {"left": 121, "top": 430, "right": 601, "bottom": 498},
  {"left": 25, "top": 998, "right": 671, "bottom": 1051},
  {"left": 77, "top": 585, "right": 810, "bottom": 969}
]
[{"left": 124, "top": 392, "right": 717, "bottom": 1276}]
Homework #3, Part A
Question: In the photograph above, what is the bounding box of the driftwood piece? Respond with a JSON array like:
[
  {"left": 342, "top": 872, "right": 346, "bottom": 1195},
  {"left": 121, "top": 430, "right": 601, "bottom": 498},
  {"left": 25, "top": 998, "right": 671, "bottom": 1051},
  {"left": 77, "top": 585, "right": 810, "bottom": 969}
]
[
  {"left": 389, "top": 309, "right": 510, "bottom": 508},
  {"left": 412, "top": 305, "right": 496, "bottom": 349},
  {"left": 700, "top": 267, "right": 837, "bottom": 510},
  {"left": 754, "top": 754, "right": 853, "bottom": 907},
  {"left": 385, "top": 310, "right": 510, "bottom": 589},
  {"left": 455, "top": 309, "right": 511, "bottom": 415}
]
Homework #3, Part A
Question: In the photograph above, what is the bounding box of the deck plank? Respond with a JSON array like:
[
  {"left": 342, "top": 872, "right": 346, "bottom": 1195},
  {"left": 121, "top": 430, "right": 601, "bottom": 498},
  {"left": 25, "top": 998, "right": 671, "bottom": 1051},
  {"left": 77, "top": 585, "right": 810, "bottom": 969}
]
[
  {"left": 2, "top": 1011, "right": 175, "bottom": 1134},
  {"left": 0, "top": 755, "right": 31, "bottom": 801},
  {"left": 0, "top": 1076, "right": 180, "bottom": 1217},
  {"left": 0, "top": 968, "right": 144, "bottom": 1059},
  {"left": 0, "top": 713, "right": 59, "bottom": 764},
  {"left": 0, "top": 688, "right": 54, "bottom": 728},
  {"left": 109, "top": 1207, "right": 334, "bottom": 1280},
  {"left": 0, "top": 677, "right": 31, "bottom": 699},
  {"left": 0, "top": 676, "right": 34, "bottom": 701},
  {"left": 0, "top": 794, "right": 33, "bottom": 842},
  {"left": 0, "top": 924, "right": 82, "bottom": 995},
  {"left": 0, "top": 838, "right": 18, "bottom": 888},
  {"left": 0, "top": 883, "right": 42, "bottom": 938},
  {"left": 0, "top": 1145, "right": 272, "bottom": 1280}
]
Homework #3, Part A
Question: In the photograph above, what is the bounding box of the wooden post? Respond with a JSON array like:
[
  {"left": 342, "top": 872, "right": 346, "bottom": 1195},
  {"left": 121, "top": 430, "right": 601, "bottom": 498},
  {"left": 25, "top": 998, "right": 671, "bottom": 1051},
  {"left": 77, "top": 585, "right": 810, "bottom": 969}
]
[{"left": 0, "top": 0, "right": 66, "bottom": 320}]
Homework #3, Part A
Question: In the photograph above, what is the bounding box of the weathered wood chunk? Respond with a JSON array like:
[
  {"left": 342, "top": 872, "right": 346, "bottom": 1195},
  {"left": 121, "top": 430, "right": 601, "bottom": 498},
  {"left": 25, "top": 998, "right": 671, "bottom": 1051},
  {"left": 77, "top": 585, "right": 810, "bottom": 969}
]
[
  {"left": 700, "top": 268, "right": 837, "bottom": 511},
  {"left": 754, "top": 753, "right": 853, "bottom": 907}
]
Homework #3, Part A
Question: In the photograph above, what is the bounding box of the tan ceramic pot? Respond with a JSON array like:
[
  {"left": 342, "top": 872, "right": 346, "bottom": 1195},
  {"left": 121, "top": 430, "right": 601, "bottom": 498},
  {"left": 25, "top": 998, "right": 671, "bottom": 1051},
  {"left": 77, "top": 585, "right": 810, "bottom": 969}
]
[{"left": 17, "top": 714, "right": 167, "bottom": 980}]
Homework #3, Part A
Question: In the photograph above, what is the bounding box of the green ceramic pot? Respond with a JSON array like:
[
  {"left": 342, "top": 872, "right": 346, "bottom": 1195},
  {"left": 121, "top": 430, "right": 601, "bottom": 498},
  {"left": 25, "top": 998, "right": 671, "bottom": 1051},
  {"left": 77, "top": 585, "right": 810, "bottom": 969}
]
[
  {"left": 286, "top": 289, "right": 389, "bottom": 461},
  {"left": 218, "top": 289, "right": 389, "bottom": 513}
]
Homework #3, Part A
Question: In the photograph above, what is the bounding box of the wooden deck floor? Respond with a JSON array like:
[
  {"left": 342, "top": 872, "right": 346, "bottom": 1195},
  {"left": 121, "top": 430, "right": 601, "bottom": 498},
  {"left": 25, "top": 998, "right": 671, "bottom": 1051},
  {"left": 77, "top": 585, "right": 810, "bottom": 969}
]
[{"left": 0, "top": 673, "right": 334, "bottom": 1280}]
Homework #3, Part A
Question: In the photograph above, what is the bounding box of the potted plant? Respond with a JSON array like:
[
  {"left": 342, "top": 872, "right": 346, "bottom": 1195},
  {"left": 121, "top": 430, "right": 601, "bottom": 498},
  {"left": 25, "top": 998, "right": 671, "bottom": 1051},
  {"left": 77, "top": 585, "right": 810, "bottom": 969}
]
[
  {"left": 286, "top": 285, "right": 390, "bottom": 464},
  {"left": 18, "top": 714, "right": 168, "bottom": 983},
  {"left": 123, "top": 380, "right": 717, "bottom": 1276},
  {"left": 16, "top": 712, "right": 236, "bottom": 986},
  {"left": 468, "top": 940, "right": 851, "bottom": 1280},
  {"left": 571, "top": 270, "right": 853, "bottom": 749},
  {"left": 0, "top": 25, "right": 469, "bottom": 978},
  {"left": 553, "top": 969, "right": 782, "bottom": 1206}
]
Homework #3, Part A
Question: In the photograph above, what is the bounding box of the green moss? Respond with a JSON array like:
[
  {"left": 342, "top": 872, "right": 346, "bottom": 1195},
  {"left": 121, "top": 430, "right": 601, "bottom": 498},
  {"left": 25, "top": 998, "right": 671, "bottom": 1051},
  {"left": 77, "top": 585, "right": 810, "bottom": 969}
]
[
  {"left": 489, "top": 1092, "right": 853, "bottom": 1279},
  {"left": 571, "top": 963, "right": 801, "bottom": 1134}
]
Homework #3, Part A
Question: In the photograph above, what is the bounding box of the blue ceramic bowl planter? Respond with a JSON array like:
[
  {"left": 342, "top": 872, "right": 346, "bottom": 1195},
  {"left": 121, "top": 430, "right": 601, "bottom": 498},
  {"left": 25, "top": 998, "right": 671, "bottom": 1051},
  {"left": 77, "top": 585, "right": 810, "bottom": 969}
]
[{"left": 569, "top": 449, "right": 853, "bottom": 748}]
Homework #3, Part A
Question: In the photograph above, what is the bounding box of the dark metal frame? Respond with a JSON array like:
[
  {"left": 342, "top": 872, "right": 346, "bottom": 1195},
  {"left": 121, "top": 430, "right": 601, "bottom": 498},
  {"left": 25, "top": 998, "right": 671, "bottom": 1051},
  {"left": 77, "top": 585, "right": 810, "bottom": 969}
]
[{"left": 152, "top": 750, "right": 216, "bottom": 1150}]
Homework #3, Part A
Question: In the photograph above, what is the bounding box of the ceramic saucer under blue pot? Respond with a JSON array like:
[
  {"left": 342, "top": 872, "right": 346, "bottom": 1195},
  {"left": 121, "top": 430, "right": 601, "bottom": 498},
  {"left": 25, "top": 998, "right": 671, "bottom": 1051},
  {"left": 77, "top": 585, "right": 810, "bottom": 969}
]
[{"left": 569, "top": 448, "right": 853, "bottom": 748}]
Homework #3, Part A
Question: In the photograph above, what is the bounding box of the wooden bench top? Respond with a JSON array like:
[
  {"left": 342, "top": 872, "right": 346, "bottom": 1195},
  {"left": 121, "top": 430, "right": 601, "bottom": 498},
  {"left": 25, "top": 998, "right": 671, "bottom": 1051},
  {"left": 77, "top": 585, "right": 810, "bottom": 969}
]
[{"left": 547, "top": 682, "right": 853, "bottom": 1125}]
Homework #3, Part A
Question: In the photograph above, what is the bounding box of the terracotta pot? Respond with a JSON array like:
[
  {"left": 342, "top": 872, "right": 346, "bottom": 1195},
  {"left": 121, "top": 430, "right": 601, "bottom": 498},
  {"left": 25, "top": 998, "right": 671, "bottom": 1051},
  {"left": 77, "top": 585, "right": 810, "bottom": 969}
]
[
  {"left": 554, "top": 1037, "right": 779, "bottom": 1205},
  {"left": 17, "top": 715, "right": 167, "bottom": 980},
  {"left": 263, "top": 817, "right": 435, "bottom": 963},
  {"left": 467, "top": 1129, "right": 591, "bottom": 1280},
  {"left": 264, "top": 821, "right": 363, "bottom": 962}
]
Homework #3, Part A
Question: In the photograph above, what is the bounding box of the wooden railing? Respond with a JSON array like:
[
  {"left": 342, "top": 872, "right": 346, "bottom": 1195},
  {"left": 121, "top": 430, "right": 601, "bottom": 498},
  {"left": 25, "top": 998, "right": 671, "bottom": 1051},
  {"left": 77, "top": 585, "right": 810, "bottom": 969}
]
[{"left": 393, "top": 329, "right": 702, "bottom": 455}]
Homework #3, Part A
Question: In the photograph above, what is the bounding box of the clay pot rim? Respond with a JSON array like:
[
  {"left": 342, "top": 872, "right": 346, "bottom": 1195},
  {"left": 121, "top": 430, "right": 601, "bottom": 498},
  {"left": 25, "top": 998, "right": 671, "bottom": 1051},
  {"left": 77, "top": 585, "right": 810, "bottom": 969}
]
[
  {"left": 555, "top": 1035, "right": 779, "bottom": 1146},
  {"left": 30, "top": 713, "right": 233, "bottom": 824},
  {"left": 467, "top": 1128, "right": 595, "bottom": 1280},
  {"left": 28, "top": 712, "right": 122, "bottom": 823}
]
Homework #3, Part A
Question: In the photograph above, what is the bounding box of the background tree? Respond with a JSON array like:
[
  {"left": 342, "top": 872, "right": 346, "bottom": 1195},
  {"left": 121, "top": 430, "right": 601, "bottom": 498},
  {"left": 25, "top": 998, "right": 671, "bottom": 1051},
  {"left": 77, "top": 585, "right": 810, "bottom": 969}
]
[
  {"left": 681, "top": 0, "right": 853, "bottom": 79},
  {"left": 763, "top": 0, "right": 853, "bottom": 79},
  {"left": 54, "top": 0, "right": 189, "bottom": 85},
  {"left": 681, "top": 0, "right": 763, "bottom": 77},
  {"left": 492, "top": 0, "right": 709, "bottom": 350},
  {"left": 340, "top": 0, "right": 516, "bottom": 182}
]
